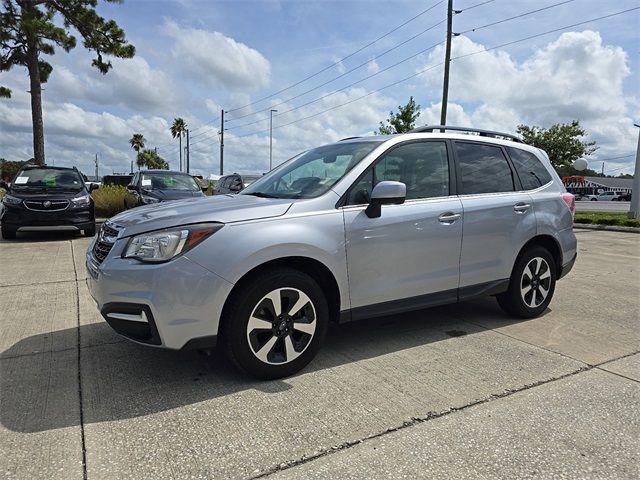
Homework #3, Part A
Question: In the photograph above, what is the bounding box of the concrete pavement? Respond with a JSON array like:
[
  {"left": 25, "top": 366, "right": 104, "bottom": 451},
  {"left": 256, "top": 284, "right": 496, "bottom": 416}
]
[{"left": 0, "top": 230, "right": 638, "bottom": 479}]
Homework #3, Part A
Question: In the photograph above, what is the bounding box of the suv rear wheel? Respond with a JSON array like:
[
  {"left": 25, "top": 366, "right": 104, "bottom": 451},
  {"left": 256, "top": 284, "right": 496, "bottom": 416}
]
[
  {"left": 221, "top": 267, "right": 329, "bottom": 379},
  {"left": 497, "top": 246, "right": 557, "bottom": 318}
]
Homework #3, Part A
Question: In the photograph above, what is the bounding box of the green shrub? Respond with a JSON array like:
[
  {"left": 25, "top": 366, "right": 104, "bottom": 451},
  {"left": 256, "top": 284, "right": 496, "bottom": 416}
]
[
  {"left": 574, "top": 212, "right": 640, "bottom": 228},
  {"left": 0, "top": 187, "right": 5, "bottom": 201},
  {"left": 92, "top": 185, "right": 127, "bottom": 218}
]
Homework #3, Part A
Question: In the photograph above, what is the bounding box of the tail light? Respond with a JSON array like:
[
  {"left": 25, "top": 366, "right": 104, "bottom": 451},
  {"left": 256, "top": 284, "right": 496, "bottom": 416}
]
[{"left": 562, "top": 193, "right": 576, "bottom": 216}]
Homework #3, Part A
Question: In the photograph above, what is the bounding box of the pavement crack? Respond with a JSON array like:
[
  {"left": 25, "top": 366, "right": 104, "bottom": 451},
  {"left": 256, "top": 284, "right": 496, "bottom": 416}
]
[
  {"left": 71, "top": 241, "right": 89, "bottom": 480},
  {"left": 0, "top": 279, "right": 77, "bottom": 289},
  {"left": 249, "top": 365, "right": 595, "bottom": 479}
]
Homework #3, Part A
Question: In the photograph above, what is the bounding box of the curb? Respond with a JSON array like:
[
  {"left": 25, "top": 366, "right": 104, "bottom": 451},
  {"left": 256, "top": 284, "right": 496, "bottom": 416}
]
[{"left": 573, "top": 224, "right": 640, "bottom": 234}]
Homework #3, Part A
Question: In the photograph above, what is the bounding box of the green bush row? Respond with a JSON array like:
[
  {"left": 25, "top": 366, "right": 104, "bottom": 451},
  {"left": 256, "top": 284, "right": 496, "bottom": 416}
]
[
  {"left": 91, "top": 185, "right": 127, "bottom": 218},
  {"left": 574, "top": 212, "right": 640, "bottom": 228}
]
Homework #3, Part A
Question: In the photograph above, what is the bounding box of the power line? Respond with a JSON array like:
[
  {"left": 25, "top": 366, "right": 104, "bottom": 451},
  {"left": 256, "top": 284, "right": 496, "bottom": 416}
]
[
  {"left": 226, "top": 17, "right": 447, "bottom": 124},
  {"left": 225, "top": 0, "right": 445, "bottom": 114},
  {"left": 459, "top": 0, "right": 496, "bottom": 12},
  {"left": 215, "top": 8, "right": 639, "bottom": 143},
  {"left": 225, "top": 40, "right": 445, "bottom": 133},
  {"left": 457, "top": 0, "right": 576, "bottom": 35},
  {"left": 453, "top": 6, "right": 640, "bottom": 61}
]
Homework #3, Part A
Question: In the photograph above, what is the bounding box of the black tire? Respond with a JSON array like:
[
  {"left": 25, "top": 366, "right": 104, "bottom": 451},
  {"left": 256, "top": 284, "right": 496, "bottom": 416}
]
[
  {"left": 1, "top": 226, "right": 16, "bottom": 239},
  {"left": 84, "top": 222, "right": 96, "bottom": 237},
  {"left": 591, "top": 198, "right": 597, "bottom": 201},
  {"left": 497, "top": 246, "right": 557, "bottom": 318},
  {"left": 220, "top": 267, "right": 329, "bottom": 379}
]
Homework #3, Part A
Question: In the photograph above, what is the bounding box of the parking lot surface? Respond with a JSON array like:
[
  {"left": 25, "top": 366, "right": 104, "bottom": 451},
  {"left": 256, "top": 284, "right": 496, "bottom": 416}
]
[
  {"left": 1, "top": 230, "right": 638, "bottom": 479},
  {"left": 575, "top": 200, "right": 631, "bottom": 213}
]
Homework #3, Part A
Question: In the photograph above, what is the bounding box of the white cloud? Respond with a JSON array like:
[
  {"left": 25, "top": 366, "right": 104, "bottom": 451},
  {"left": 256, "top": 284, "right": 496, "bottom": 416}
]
[
  {"left": 366, "top": 59, "right": 380, "bottom": 75},
  {"left": 163, "top": 20, "right": 271, "bottom": 91},
  {"left": 418, "top": 31, "right": 637, "bottom": 166}
]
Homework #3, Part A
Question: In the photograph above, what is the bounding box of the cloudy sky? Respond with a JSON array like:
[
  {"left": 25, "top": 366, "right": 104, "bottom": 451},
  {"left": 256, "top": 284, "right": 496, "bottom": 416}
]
[{"left": 1, "top": 0, "right": 638, "bottom": 177}]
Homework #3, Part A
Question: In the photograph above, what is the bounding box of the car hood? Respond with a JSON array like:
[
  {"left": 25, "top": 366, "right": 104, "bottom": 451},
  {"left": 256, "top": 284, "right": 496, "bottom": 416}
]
[
  {"left": 144, "top": 189, "right": 203, "bottom": 201},
  {"left": 110, "top": 194, "right": 293, "bottom": 237}
]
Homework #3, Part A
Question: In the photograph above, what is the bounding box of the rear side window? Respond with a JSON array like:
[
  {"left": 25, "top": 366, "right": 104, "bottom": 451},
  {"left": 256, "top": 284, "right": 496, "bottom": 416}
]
[
  {"left": 455, "top": 142, "right": 514, "bottom": 195},
  {"left": 507, "top": 147, "right": 552, "bottom": 190}
]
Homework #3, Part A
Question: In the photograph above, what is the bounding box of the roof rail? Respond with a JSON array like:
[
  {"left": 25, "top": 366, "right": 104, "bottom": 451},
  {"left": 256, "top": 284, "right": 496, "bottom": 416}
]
[
  {"left": 339, "top": 136, "right": 361, "bottom": 141},
  {"left": 410, "top": 125, "right": 523, "bottom": 143}
]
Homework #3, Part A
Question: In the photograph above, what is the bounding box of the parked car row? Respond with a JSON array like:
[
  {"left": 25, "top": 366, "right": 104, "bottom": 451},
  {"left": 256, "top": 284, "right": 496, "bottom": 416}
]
[{"left": 575, "top": 191, "right": 631, "bottom": 201}]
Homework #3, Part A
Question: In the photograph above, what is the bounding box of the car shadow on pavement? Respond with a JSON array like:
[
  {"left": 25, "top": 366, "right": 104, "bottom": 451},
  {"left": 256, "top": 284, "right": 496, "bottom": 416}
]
[{"left": 1, "top": 297, "right": 542, "bottom": 434}]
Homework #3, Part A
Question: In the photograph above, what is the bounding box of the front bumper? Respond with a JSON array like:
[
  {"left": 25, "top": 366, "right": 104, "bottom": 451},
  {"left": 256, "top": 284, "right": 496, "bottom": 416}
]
[
  {"left": 1, "top": 204, "right": 93, "bottom": 230},
  {"left": 86, "top": 241, "right": 234, "bottom": 350}
]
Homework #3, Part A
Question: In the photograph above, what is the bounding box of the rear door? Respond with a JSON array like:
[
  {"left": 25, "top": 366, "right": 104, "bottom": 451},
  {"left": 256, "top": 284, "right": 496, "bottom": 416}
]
[
  {"left": 453, "top": 141, "right": 536, "bottom": 293},
  {"left": 343, "top": 140, "right": 463, "bottom": 314}
]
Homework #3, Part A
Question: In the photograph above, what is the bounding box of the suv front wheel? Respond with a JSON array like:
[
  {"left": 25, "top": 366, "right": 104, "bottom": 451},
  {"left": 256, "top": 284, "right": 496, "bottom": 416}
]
[
  {"left": 221, "top": 268, "right": 329, "bottom": 379},
  {"left": 497, "top": 246, "right": 557, "bottom": 318}
]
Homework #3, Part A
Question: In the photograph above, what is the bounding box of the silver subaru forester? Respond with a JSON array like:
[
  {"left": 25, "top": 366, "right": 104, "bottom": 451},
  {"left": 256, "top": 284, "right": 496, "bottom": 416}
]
[{"left": 87, "top": 126, "right": 577, "bottom": 379}]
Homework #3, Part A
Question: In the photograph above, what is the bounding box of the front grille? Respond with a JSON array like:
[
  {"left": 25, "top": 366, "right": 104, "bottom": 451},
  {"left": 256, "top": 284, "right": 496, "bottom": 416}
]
[
  {"left": 24, "top": 200, "right": 69, "bottom": 212},
  {"left": 92, "top": 221, "right": 122, "bottom": 264}
]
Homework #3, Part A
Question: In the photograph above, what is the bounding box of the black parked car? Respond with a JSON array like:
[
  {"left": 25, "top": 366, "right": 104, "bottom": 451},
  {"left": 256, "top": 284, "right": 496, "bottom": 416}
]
[
  {"left": 214, "top": 173, "right": 262, "bottom": 194},
  {"left": 124, "top": 170, "right": 204, "bottom": 209},
  {"left": 0, "top": 165, "right": 97, "bottom": 239}
]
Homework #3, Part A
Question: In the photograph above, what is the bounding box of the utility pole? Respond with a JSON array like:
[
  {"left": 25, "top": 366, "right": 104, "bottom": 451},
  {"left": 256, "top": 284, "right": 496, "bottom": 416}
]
[
  {"left": 440, "top": 0, "right": 454, "bottom": 129},
  {"left": 629, "top": 123, "right": 640, "bottom": 219},
  {"left": 186, "top": 129, "right": 190, "bottom": 173},
  {"left": 219, "top": 109, "right": 225, "bottom": 176},
  {"left": 269, "top": 109, "right": 278, "bottom": 170},
  {"left": 95, "top": 153, "right": 98, "bottom": 181},
  {"left": 602, "top": 162, "right": 605, "bottom": 176}
]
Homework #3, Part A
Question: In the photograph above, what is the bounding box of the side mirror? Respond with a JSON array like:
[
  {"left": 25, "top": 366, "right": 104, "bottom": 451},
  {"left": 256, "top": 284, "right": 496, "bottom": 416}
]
[
  {"left": 126, "top": 184, "right": 137, "bottom": 191},
  {"left": 229, "top": 183, "right": 242, "bottom": 192},
  {"left": 89, "top": 183, "right": 99, "bottom": 192},
  {"left": 0, "top": 180, "right": 8, "bottom": 190},
  {"left": 365, "top": 181, "right": 406, "bottom": 218}
]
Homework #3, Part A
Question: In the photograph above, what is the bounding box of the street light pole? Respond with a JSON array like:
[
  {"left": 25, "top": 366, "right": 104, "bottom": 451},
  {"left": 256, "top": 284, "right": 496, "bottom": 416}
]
[
  {"left": 269, "top": 109, "right": 278, "bottom": 170},
  {"left": 629, "top": 123, "right": 640, "bottom": 219}
]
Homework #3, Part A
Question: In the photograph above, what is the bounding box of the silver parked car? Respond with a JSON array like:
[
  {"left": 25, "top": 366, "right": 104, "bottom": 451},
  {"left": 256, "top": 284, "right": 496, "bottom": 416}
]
[{"left": 86, "top": 126, "right": 577, "bottom": 379}]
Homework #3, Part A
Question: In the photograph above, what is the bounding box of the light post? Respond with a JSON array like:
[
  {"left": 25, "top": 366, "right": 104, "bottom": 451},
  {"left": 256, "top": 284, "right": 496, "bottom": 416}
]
[
  {"left": 630, "top": 123, "right": 640, "bottom": 219},
  {"left": 269, "top": 109, "right": 278, "bottom": 170}
]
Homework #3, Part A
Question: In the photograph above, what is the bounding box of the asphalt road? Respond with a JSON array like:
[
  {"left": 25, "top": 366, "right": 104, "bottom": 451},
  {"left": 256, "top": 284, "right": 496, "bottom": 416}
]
[
  {"left": 575, "top": 200, "right": 632, "bottom": 213},
  {"left": 1, "top": 230, "right": 638, "bottom": 479}
]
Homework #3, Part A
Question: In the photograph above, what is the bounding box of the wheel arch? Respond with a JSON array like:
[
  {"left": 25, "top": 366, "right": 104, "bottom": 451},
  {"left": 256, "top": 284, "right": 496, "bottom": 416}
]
[
  {"left": 518, "top": 235, "right": 563, "bottom": 279},
  {"left": 222, "top": 256, "right": 342, "bottom": 325}
]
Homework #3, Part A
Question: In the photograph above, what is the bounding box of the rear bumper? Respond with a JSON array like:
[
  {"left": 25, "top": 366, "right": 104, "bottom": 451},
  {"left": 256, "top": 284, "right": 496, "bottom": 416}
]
[{"left": 558, "top": 252, "right": 577, "bottom": 279}]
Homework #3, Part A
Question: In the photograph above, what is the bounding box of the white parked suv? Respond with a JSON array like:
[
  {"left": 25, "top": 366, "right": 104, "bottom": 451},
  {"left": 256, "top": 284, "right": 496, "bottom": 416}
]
[
  {"left": 87, "top": 125, "right": 578, "bottom": 379},
  {"left": 595, "top": 191, "right": 622, "bottom": 201}
]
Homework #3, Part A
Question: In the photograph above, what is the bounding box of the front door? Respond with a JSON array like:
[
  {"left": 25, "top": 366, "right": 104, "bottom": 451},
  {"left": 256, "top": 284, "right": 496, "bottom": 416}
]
[{"left": 342, "top": 140, "right": 463, "bottom": 315}]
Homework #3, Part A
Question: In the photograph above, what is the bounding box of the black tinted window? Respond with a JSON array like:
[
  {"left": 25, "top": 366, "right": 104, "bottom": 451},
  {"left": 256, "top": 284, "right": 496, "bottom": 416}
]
[
  {"left": 455, "top": 143, "right": 514, "bottom": 194},
  {"left": 346, "top": 142, "right": 449, "bottom": 205},
  {"left": 507, "top": 147, "right": 552, "bottom": 190}
]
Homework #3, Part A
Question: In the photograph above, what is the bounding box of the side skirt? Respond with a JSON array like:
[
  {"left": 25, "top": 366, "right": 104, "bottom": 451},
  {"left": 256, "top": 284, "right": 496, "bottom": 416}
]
[{"left": 340, "top": 279, "right": 509, "bottom": 323}]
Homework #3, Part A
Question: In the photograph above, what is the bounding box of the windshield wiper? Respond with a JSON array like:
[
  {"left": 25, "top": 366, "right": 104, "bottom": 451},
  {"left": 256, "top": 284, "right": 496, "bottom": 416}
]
[{"left": 243, "top": 192, "right": 280, "bottom": 198}]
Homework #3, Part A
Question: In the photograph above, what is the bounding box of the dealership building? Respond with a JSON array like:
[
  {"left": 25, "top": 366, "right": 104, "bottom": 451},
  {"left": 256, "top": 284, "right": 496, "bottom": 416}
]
[{"left": 562, "top": 176, "right": 633, "bottom": 195}]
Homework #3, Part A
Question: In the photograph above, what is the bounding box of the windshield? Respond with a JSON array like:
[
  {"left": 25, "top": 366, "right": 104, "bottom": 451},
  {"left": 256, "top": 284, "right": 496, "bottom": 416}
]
[
  {"left": 241, "top": 141, "right": 379, "bottom": 199},
  {"left": 12, "top": 168, "right": 84, "bottom": 191},
  {"left": 142, "top": 173, "right": 200, "bottom": 191}
]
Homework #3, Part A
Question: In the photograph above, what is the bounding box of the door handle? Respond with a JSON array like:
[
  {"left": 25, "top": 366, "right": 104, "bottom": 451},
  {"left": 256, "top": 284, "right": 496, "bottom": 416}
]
[
  {"left": 438, "top": 212, "right": 461, "bottom": 224},
  {"left": 514, "top": 203, "right": 531, "bottom": 213}
]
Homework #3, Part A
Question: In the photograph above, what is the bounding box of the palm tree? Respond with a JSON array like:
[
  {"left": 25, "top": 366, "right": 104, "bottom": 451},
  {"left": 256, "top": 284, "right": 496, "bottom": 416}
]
[
  {"left": 129, "top": 133, "right": 146, "bottom": 172},
  {"left": 170, "top": 118, "right": 187, "bottom": 172}
]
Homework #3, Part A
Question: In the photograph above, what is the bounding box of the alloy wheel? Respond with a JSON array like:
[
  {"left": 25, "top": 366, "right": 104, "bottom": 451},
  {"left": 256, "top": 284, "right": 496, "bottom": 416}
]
[
  {"left": 246, "top": 287, "right": 316, "bottom": 365},
  {"left": 520, "top": 257, "right": 552, "bottom": 308}
]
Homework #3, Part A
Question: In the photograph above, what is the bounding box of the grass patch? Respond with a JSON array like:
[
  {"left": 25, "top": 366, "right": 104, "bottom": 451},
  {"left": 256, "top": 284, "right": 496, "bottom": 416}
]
[
  {"left": 92, "top": 185, "right": 127, "bottom": 218},
  {"left": 0, "top": 188, "right": 5, "bottom": 201},
  {"left": 575, "top": 212, "right": 640, "bottom": 228}
]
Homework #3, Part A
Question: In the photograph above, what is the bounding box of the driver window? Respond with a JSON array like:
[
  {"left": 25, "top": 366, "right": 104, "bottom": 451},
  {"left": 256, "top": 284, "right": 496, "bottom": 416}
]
[{"left": 346, "top": 141, "right": 449, "bottom": 205}]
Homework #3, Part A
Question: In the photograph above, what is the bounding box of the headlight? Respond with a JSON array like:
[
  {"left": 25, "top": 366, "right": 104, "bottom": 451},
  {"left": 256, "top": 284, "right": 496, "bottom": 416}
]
[
  {"left": 141, "top": 195, "right": 160, "bottom": 204},
  {"left": 123, "top": 223, "right": 223, "bottom": 263},
  {"left": 2, "top": 194, "right": 22, "bottom": 206},
  {"left": 71, "top": 194, "right": 91, "bottom": 207}
]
